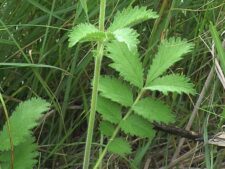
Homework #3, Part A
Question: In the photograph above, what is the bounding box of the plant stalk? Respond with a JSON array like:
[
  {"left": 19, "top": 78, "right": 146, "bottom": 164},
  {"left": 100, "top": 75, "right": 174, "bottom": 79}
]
[
  {"left": 94, "top": 89, "right": 145, "bottom": 168},
  {"left": 82, "top": 0, "right": 106, "bottom": 168},
  {"left": 0, "top": 93, "right": 14, "bottom": 169}
]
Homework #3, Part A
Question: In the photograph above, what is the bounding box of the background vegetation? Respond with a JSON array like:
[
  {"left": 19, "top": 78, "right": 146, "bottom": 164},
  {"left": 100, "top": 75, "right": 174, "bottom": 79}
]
[{"left": 0, "top": 0, "right": 224, "bottom": 168}]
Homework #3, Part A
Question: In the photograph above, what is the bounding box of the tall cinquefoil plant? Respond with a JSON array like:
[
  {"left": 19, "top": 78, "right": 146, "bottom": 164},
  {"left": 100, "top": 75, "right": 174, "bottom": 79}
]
[{"left": 68, "top": 3, "right": 195, "bottom": 169}]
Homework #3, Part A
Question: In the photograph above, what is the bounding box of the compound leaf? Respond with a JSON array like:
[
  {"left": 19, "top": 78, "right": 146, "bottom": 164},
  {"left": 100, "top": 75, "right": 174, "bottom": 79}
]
[
  {"left": 146, "top": 74, "right": 196, "bottom": 95},
  {"left": 98, "top": 76, "right": 133, "bottom": 107},
  {"left": 108, "top": 137, "right": 131, "bottom": 156},
  {"left": 120, "top": 114, "right": 155, "bottom": 138},
  {"left": 0, "top": 98, "right": 50, "bottom": 151},
  {"left": 146, "top": 37, "right": 194, "bottom": 84},
  {"left": 106, "top": 41, "right": 144, "bottom": 88},
  {"left": 108, "top": 6, "right": 158, "bottom": 31},
  {"left": 133, "top": 98, "right": 175, "bottom": 124},
  {"left": 97, "top": 96, "right": 122, "bottom": 124}
]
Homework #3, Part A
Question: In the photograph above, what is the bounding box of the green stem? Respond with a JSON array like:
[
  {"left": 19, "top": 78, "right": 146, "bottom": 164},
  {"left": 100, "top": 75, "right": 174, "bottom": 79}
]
[
  {"left": 99, "top": 134, "right": 104, "bottom": 169},
  {"left": 0, "top": 93, "right": 14, "bottom": 169},
  {"left": 82, "top": 0, "right": 106, "bottom": 169},
  {"left": 94, "top": 89, "right": 145, "bottom": 168}
]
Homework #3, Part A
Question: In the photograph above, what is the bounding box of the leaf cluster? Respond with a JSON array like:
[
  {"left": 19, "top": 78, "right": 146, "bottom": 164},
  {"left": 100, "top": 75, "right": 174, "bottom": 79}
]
[{"left": 68, "top": 6, "right": 195, "bottom": 157}]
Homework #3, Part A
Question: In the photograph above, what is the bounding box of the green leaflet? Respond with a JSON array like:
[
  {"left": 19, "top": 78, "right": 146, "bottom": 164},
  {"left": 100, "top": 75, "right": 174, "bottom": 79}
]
[
  {"left": 98, "top": 76, "right": 133, "bottom": 107},
  {"left": 0, "top": 98, "right": 50, "bottom": 151},
  {"left": 68, "top": 23, "right": 113, "bottom": 47},
  {"left": 99, "top": 121, "right": 115, "bottom": 137},
  {"left": 146, "top": 37, "right": 194, "bottom": 84},
  {"left": 97, "top": 96, "right": 122, "bottom": 124},
  {"left": 108, "top": 138, "right": 131, "bottom": 156},
  {"left": 120, "top": 114, "right": 155, "bottom": 138},
  {"left": 112, "top": 28, "right": 139, "bottom": 52},
  {"left": 108, "top": 6, "right": 158, "bottom": 31},
  {"left": 0, "top": 137, "right": 38, "bottom": 169},
  {"left": 145, "top": 74, "right": 196, "bottom": 95},
  {"left": 133, "top": 98, "right": 175, "bottom": 124},
  {"left": 106, "top": 41, "right": 144, "bottom": 88}
]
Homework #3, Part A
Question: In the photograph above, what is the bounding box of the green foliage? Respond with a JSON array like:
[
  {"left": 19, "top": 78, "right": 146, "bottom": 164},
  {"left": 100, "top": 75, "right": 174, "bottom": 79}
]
[
  {"left": 3, "top": 0, "right": 224, "bottom": 168},
  {"left": 106, "top": 41, "right": 144, "bottom": 88},
  {"left": 120, "top": 114, "right": 155, "bottom": 138},
  {"left": 112, "top": 28, "right": 139, "bottom": 52},
  {"left": 67, "top": 4, "right": 195, "bottom": 167},
  {"left": 0, "top": 98, "right": 50, "bottom": 169},
  {"left": 209, "top": 22, "right": 225, "bottom": 73},
  {"left": 79, "top": 0, "right": 88, "bottom": 16},
  {"left": 133, "top": 98, "right": 175, "bottom": 124},
  {"left": 98, "top": 36, "right": 195, "bottom": 158},
  {"left": 108, "top": 6, "right": 158, "bottom": 31},
  {"left": 99, "top": 121, "right": 115, "bottom": 137},
  {"left": 146, "top": 37, "right": 194, "bottom": 84},
  {"left": 97, "top": 96, "right": 122, "bottom": 124},
  {"left": 68, "top": 23, "right": 113, "bottom": 47},
  {"left": 0, "top": 137, "right": 38, "bottom": 169},
  {"left": 108, "top": 138, "right": 131, "bottom": 156},
  {"left": 0, "top": 98, "right": 50, "bottom": 151},
  {"left": 67, "top": 5, "right": 160, "bottom": 167},
  {"left": 68, "top": 6, "right": 158, "bottom": 49},
  {"left": 98, "top": 76, "right": 133, "bottom": 107},
  {"left": 146, "top": 74, "right": 196, "bottom": 95}
]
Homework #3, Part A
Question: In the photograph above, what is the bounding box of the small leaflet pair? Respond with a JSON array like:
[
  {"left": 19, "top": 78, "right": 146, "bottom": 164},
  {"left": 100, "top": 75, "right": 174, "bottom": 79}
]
[{"left": 208, "top": 125, "right": 225, "bottom": 147}]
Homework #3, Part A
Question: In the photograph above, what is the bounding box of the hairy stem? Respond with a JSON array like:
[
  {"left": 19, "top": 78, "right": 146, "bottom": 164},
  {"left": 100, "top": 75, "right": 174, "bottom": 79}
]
[
  {"left": 94, "top": 89, "right": 145, "bottom": 168},
  {"left": 82, "top": 0, "right": 106, "bottom": 168}
]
